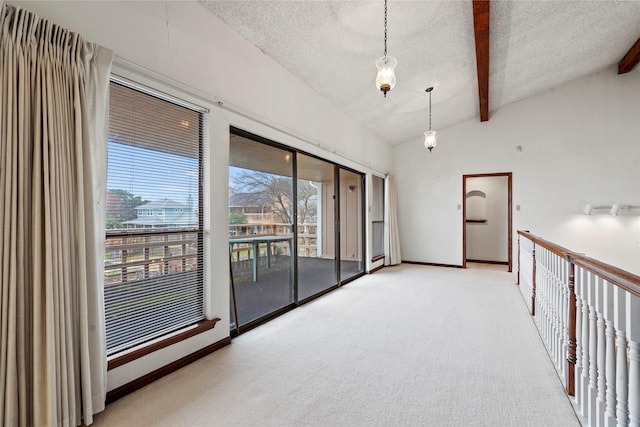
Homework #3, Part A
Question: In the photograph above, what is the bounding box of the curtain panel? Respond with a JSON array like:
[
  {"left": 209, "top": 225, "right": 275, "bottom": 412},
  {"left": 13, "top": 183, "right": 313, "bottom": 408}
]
[
  {"left": 384, "top": 174, "right": 401, "bottom": 266},
  {"left": 0, "top": 5, "right": 113, "bottom": 426}
]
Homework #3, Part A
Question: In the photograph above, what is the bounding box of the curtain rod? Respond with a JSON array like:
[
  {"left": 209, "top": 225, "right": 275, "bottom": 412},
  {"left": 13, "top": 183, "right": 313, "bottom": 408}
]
[{"left": 113, "top": 56, "right": 386, "bottom": 178}]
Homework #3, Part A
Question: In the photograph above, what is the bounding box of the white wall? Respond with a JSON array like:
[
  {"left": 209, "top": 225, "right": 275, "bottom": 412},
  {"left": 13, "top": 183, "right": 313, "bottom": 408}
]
[
  {"left": 466, "top": 176, "right": 509, "bottom": 262},
  {"left": 8, "top": 0, "right": 392, "bottom": 391},
  {"left": 394, "top": 68, "right": 640, "bottom": 275}
]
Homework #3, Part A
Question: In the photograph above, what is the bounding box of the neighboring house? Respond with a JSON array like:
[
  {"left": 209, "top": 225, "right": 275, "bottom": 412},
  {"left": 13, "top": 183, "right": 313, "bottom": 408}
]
[
  {"left": 229, "top": 189, "right": 319, "bottom": 255},
  {"left": 229, "top": 190, "right": 292, "bottom": 222},
  {"left": 123, "top": 198, "right": 198, "bottom": 228},
  {"left": 228, "top": 191, "right": 270, "bottom": 218},
  {"left": 229, "top": 191, "right": 289, "bottom": 236}
]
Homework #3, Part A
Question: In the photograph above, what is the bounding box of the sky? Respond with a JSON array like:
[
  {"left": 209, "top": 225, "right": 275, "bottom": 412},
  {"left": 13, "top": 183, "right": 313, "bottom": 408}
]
[
  {"left": 107, "top": 141, "right": 295, "bottom": 205},
  {"left": 107, "top": 141, "right": 198, "bottom": 205},
  {"left": 228, "top": 166, "right": 245, "bottom": 190}
]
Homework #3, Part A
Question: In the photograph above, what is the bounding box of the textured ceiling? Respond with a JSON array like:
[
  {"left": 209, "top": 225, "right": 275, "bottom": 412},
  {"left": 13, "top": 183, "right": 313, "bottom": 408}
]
[{"left": 199, "top": 1, "right": 640, "bottom": 146}]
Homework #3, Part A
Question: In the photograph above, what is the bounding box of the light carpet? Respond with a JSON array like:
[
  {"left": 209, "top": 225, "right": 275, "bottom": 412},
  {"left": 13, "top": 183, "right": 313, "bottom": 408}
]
[{"left": 93, "top": 264, "right": 580, "bottom": 427}]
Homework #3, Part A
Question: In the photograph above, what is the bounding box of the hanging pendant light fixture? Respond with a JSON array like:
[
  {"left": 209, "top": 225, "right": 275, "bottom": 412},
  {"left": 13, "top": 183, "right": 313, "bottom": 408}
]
[
  {"left": 424, "top": 87, "right": 437, "bottom": 152},
  {"left": 375, "top": 0, "right": 397, "bottom": 97}
]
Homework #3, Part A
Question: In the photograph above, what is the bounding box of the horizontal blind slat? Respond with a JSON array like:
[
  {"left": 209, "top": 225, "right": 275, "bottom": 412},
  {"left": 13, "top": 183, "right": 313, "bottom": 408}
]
[{"left": 105, "top": 80, "right": 205, "bottom": 356}]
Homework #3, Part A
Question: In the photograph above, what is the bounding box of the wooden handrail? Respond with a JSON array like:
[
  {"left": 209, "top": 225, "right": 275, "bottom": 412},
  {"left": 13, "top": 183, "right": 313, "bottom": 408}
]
[
  {"left": 517, "top": 230, "right": 572, "bottom": 259},
  {"left": 572, "top": 253, "right": 640, "bottom": 298},
  {"left": 518, "top": 230, "right": 640, "bottom": 297}
]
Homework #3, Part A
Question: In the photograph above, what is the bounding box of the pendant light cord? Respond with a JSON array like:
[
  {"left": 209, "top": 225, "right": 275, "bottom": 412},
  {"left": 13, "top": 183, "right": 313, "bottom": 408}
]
[
  {"left": 429, "top": 90, "right": 432, "bottom": 131},
  {"left": 384, "top": 0, "right": 388, "bottom": 58}
]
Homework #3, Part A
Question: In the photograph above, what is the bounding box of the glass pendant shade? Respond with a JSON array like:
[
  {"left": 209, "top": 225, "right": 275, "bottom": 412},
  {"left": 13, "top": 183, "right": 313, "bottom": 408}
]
[
  {"left": 424, "top": 130, "right": 437, "bottom": 151},
  {"left": 375, "top": 56, "right": 397, "bottom": 96}
]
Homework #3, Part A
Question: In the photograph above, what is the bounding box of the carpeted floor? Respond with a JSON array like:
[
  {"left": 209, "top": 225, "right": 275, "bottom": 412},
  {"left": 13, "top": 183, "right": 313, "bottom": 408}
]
[{"left": 93, "top": 263, "right": 580, "bottom": 427}]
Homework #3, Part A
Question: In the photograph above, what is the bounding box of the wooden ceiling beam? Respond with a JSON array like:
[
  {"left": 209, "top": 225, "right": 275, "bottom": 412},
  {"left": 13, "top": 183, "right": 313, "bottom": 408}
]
[
  {"left": 618, "top": 37, "right": 640, "bottom": 74},
  {"left": 473, "top": 0, "right": 490, "bottom": 122}
]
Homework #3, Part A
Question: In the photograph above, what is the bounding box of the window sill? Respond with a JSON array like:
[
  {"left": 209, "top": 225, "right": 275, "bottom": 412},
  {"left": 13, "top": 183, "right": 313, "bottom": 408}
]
[{"left": 107, "top": 318, "right": 220, "bottom": 371}]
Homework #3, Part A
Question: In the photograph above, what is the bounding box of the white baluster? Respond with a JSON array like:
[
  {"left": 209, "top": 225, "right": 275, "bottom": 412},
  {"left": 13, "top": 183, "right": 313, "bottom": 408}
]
[
  {"left": 603, "top": 281, "right": 617, "bottom": 427},
  {"left": 548, "top": 255, "right": 555, "bottom": 361},
  {"left": 565, "top": 267, "right": 571, "bottom": 380},
  {"left": 557, "top": 259, "right": 562, "bottom": 371},
  {"left": 629, "top": 342, "right": 639, "bottom": 427},
  {"left": 594, "top": 277, "right": 607, "bottom": 426},
  {"left": 627, "top": 292, "right": 639, "bottom": 427},
  {"left": 551, "top": 269, "right": 556, "bottom": 362},
  {"left": 588, "top": 273, "right": 598, "bottom": 425},
  {"left": 560, "top": 262, "right": 565, "bottom": 373},
  {"left": 616, "top": 334, "right": 629, "bottom": 427},
  {"left": 575, "top": 268, "right": 584, "bottom": 408},
  {"left": 540, "top": 257, "right": 547, "bottom": 340},
  {"left": 562, "top": 260, "right": 569, "bottom": 378},
  {"left": 581, "top": 268, "right": 591, "bottom": 418},
  {"left": 539, "top": 253, "right": 545, "bottom": 336},
  {"left": 596, "top": 277, "right": 607, "bottom": 426},
  {"left": 559, "top": 261, "right": 565, "bottom": 373},
  {"left": 614, "top": 286, "right": 628, "bottom": 427},
  {"left": 551, "top": 256, "right": 557, "bottom": 362},
  {"left": 531, "top": 244, "right": 537, "bottom": 318},
  {"left": 540, "top": 260, "right": 544, "bottom": 319}
]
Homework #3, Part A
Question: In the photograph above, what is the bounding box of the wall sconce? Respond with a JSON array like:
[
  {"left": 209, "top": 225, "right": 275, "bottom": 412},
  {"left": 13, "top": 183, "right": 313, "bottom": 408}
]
[
  {"left": 583, "top": 204, "right": 611, "bottom": 215},
  {"left": 584, "top": 203, "right": 640, "bottom": 216},
  {"left": 610, "top": 204, "right": 640, "bottom": 216}
]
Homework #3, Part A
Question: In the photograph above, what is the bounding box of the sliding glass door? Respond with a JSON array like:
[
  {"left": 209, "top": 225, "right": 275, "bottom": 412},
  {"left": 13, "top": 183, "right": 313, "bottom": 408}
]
[
  {"left": 296, "top": 153, "right": 337, "bottom": 301},
  {"left": 229, "top": 134, "right": 294, "bottom": 328},
  {"left": 229, "top": 129, "right": 366, "bottom": 332},
  {"left": 339, "top": 168, "right": 364, "bottom": 281}
]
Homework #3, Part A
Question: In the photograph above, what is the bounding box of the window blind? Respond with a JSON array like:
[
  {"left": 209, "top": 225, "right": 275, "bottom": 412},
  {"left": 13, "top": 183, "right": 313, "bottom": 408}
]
[{"left": 104, "top": 80, "right": 205, "bottom": 356}]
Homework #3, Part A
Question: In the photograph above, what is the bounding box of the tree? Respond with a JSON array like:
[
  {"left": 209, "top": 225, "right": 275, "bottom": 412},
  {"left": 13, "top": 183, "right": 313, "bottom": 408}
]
[
  {"left": 233, "top": 171, "right": 317, "bottom": 225},
  {"left": 296, "top": 180, "right": 318, "bottom": 225},
  {"left": 106, "top": 218, "right": 124, "bottom": 230},
  {"left": 233, "top": 172, "right": 293, "bottom": 224},
  {"left": 229, "top": 211, "right": 247, "bottom": 224},
  {"left": 106, "top": 189, "right": 147, "bottom": 229}
]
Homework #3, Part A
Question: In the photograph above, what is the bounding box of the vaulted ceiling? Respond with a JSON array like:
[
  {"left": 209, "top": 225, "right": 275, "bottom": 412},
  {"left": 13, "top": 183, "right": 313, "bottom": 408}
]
[{"left": 199, "top": 1, "right": 640, "bottom": 146}]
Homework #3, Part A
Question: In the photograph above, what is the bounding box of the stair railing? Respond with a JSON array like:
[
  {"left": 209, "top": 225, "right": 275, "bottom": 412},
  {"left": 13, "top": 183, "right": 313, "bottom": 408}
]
[{"left": 517, "top": 230, "right": 639, "bottom": 427}]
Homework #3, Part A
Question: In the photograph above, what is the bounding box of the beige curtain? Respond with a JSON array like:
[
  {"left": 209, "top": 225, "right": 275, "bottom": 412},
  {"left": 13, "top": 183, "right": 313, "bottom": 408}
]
[
  {"left": 0, "top": 5, "right": 113, "bottom": 426},
  {"left": 384, "top": 174, "right": 401, "bottom": 266}
]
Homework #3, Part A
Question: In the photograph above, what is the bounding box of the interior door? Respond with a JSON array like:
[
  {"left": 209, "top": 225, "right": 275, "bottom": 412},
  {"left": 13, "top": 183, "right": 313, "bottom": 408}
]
[{"left": 463, "top": 173, "right": 512, "bottom": 271}]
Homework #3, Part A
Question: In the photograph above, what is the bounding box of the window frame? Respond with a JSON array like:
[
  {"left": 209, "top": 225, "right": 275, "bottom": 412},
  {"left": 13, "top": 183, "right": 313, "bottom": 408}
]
[
  {"left": 228, "top": 127, "right": 367, "bottom": 334},
  {"left": 105, "top": 73, "right": 216, "bottom": 367},
  {"left": 370, "top": 175, "right": 385, "bottom": 262}
]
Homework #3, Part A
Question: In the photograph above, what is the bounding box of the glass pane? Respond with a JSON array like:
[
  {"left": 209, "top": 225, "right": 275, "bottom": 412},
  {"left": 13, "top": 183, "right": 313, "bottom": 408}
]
[
  {"left": 297, "top": 154, "right": 337, "bottom": 300},
  {"left": 229, "top": 134, "right": 294, "bottom": 328},
  {"left": 371, "top": 175, "right": 385, "bottom": 260},
  {"left": 105, "top": 82, "right": 204, "bottom": 355},
  {"left": 339, "top": 169, "right": 364, "bottom": 281}
]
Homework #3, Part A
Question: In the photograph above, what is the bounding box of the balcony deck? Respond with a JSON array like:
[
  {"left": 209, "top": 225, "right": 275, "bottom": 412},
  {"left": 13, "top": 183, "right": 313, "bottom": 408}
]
[{"left": 94, "top": 263, "right": 580, "bottom": 426}]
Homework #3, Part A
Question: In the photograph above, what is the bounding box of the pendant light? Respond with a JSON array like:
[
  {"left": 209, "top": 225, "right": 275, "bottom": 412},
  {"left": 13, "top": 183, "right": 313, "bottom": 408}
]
[
  {"left": 375, "top": 0, "right": 397, "bottom": 97},
  {"left": 424, "top": 87, "right": 437, "bottom": 152}
]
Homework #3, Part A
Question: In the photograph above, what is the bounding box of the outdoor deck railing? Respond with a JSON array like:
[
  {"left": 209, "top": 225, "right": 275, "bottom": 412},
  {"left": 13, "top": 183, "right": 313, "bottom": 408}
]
[
  {"left": 105, "top": 228, "right": 199, "bottom": 284},
  {"left": 103, "top": 228, "right": 204, "bottom": 354},
  {"left": 518, "top": 231, "right": 640, "bottom": 427}
]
